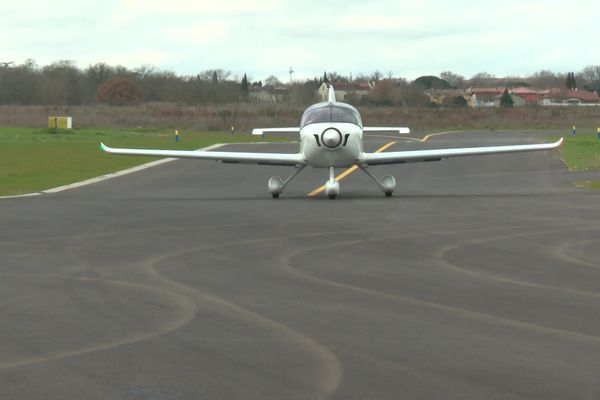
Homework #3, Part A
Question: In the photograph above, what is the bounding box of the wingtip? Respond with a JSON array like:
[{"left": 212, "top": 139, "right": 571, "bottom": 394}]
[{"left": 557, "top": 137, "right": 564, "bottom": 146}]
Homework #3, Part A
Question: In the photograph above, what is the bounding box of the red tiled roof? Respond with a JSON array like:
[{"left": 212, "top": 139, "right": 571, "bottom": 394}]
[
  {"left": 510, "top": 88, "right": 539, "bottom": 104},
  {"left": 545, "top": 89, "right": 600, "bottom": 101},
  {"left": 511, "top": 87, "right": 538, "bottom": 94}
]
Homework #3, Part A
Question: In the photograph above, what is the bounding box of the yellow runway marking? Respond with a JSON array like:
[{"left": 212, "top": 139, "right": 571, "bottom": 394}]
[
  {"left": 396, "top": 130, "right": 463, "bottom": 143},
  {"left": 307, "top": 141, "right": 396, "bottom": 197},
  {"left": 420, "top": 130, "right": 462, "bottom": 142}
]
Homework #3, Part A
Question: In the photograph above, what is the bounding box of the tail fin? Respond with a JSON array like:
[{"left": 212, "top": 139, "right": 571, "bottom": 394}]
[{"left": 327, "top": 84, "right": 336, "bottom": 103}]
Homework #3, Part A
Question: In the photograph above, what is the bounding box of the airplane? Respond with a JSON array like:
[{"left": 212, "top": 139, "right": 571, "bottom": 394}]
[{"left": 101, "top": 84, "right": 563, "bottom": 199}]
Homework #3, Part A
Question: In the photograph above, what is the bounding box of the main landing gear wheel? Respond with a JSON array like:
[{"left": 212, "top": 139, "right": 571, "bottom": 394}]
[
  {"left": 358, "top": 166, "right": 397, "bottom": 198},
  {"left": 328, "top": 194, "right": 337, "bottom": 200},
  {"left": 267, "top": 166, "right": 305, "bottom": 199}
]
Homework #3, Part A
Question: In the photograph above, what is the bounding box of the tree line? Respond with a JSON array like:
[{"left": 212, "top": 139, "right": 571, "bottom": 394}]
[{"left": 0, "top": 59, "right": 599, "bottom": 106}]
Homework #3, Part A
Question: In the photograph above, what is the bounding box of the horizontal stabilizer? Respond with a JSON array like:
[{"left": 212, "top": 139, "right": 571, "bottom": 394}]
[
  {"left": 363, "top": 127, "right": 411, "bottom": 135},
  {"left": 252, "top": 127, "right": 300, "bottom": 136}
]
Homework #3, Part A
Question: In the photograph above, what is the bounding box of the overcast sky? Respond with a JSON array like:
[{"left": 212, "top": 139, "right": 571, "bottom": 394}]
[{"left": 1, "top": 0, "right": 597, "bottom": 81}]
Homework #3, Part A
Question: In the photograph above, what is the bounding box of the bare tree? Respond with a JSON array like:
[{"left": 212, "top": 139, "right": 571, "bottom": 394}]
[
  {"left": 580, "top": 65, "right": 600, "bottom": 93},
  {"left": 580, "top": 65, "right": 600, "bottom": 82},
  {"left": 469, "top": 72, "right": 497, "bottom": 88},
  {"left": 527, "top": 70, "right": 564, "bottom": 89},
  {"left": 369, "top": 70, "right": 383, "bottom": 82},
  {"left": 96, "top": 77, "right": 141, "bottom": 105},
  {"left": 440, "top": 71, "right": 465, "bottom": 88},
  {"left": 264, "top": 75, "right": 281, "bottom": 86},
  {"left": 39, "top": 60, "right": 82, "bottom": 105},
  {"left": 198, "top": 69, "right": 231, "bottom": 82}
]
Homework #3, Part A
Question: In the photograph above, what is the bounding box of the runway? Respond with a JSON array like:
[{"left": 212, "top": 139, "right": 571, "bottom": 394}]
[{"left": 1, "top": 130, "right": 599, "bottom": 399}]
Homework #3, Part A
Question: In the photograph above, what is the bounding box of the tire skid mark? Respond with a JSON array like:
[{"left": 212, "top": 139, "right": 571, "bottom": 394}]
[
  {"left": 141, "top": 242, "right": 346, "bottom": 398},
  {"left": 0, "top": 220, "right": 297, "bottom": 247},
  {"left": 279, "top": 223, "right": 600, "bottom": 345},
  {"left": 0, "top": 220, "right": 582, "bottom": 387},
  {"left": 191, "top": 288, "right": 343, "bottom": 398},
  {"left": 552, "top": 237, "right": 600, "bottom": 269},
  {"left": 0, "top": 235, "right": 292, "bottom": 372},
  {"left": 433, "top": 224, "right": 600, "bottom": 299},
  {"left": 0, "top": 272, "right": 196, "bottom": 371},
  {"left": 122, "top": 220, "right": 515, "bottom": 397}
]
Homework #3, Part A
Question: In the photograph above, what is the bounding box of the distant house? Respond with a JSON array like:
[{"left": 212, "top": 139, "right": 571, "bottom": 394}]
[
  {"left": 540, "top": 88, "right": 600, "bottom": 106},
  {"left": 467, "top": 88, "right": 505, "bottom": 108},
  {"left": 508, "top": 93, "right": 527, "bottom": 107},
  {"left": 510, "top": 87, "right": 540, "bottom": 105},
  {"left": 249, "top": 86, "right": 288, "bottom": 103},
  {"left": 317, "top": 81, "right": 373, "bottom": 102},
  {"left": 467, "top": 87, "right": 530, "bottom": 108}
]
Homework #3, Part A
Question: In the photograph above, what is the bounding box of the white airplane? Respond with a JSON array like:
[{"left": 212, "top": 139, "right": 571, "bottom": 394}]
[{"left": 101, "top": 84, "right": 563, "bottom": 199}]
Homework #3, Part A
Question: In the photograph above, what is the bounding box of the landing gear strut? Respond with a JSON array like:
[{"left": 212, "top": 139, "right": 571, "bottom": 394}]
[
  {"left": 324, "top": 167, "right": 339, "bottom": 200},
  {"left": 268, "top": 166, "right": 305, "bottom": 198},
  {"left": 359, "top": 165, "right": 396, "bottom": 197}
]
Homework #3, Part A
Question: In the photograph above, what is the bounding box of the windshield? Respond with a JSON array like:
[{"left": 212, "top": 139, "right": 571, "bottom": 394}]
[{"left": 300, "top": 104, "right": 362, "bottom": 128}]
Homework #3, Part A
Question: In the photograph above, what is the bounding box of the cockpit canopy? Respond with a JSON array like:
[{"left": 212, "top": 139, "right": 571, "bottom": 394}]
[{"left": 300, "top": 103, "right": 362, "bottom": 128}]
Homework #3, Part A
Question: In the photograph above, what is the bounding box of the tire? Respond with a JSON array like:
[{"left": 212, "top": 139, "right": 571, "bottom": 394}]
[{"left": 272, "top": 193, "right": 280, "bottom": 199}]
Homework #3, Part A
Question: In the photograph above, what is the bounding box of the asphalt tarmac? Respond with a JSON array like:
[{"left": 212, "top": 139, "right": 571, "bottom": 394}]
[{"left": 1, "top": 130, "right": 600, "bottom": 400}]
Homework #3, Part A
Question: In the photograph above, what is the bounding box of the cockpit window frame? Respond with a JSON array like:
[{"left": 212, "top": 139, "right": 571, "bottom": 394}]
[{"left": 300, "top": 103, "right": 362, "bottom": 129}]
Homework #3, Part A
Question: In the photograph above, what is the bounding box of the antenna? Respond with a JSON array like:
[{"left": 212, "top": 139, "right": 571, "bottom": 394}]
[{"left": 289, "top": 66, "right": 294, "bottom": 84}]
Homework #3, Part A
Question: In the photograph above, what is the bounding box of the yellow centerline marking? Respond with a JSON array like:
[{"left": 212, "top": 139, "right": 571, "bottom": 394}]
[{"left": 307, "top": 141, "right": 396, "bottom": 197}]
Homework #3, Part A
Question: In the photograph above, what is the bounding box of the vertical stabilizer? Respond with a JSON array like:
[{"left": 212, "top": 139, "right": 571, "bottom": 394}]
[{"left": 327, "top": 84, "right": 336, "bottom": 103}]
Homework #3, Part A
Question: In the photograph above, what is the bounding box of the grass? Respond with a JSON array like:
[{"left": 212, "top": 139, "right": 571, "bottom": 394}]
[
  {"left": 553, "top": 131, "right": 600, "bottom": 171},
  {"left": 0, "top": 127, "right": 286, "bottom": 196},
  {"left": 575, "top": 181, "right": 600, "bottom": 190},
  {"left": 552, "top": 130, "right": 600, "bottom": 190}
]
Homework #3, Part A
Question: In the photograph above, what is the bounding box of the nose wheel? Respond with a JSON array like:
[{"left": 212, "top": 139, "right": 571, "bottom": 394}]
[{"left": 324, "top": 167, "right": 340, "bottom": 200}]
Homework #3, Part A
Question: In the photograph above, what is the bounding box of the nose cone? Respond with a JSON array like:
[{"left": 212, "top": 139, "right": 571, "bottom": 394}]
[{"left": 321, "top": 128, "right": 342, "bottom": 149}]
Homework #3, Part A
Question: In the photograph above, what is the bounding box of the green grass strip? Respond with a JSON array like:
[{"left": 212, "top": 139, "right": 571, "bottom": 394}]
[
  {"left": 554, "top": 132, "right": 600, "bottom": 172},
  {"left": 552, "top": 131, "right": 600, "bottom": 190},
  {"left": 0, "top": 128, "right": 287, "bottom": 196}
]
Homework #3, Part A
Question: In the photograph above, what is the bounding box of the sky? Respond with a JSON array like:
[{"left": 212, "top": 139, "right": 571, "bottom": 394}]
[{"left": 1, "top": 0, "right": 597, "bottom": 82}]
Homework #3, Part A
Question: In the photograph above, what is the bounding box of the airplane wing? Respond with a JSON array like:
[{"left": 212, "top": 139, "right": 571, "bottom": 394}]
[
  {"left": 359, "top": 138, "right": 563, "bottom": 166},
  {"left": 100, "top": 143, "right": 306, "bottom": 166},
  {"left": 363, "top": 127, "right": 410, "bottom": 134},
  {"left": 252, "top": 127, "right": 300, "bottom": 136}
]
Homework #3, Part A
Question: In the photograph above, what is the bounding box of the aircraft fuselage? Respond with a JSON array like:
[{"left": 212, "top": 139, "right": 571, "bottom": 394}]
[{"left": 297, "top": 101, "right": 365, "bottom": 168}]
